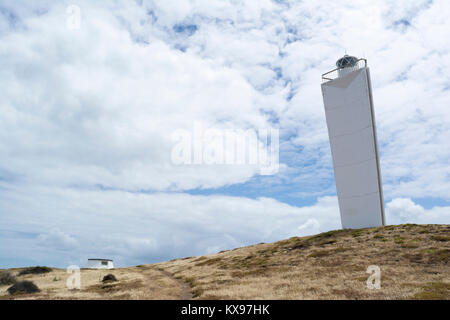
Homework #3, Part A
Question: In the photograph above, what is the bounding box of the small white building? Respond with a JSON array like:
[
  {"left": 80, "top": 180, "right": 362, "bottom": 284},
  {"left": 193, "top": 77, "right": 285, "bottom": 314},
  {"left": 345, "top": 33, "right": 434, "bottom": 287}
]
[{"left": 87, "top": 258, "right": 114, "bottom": 269}]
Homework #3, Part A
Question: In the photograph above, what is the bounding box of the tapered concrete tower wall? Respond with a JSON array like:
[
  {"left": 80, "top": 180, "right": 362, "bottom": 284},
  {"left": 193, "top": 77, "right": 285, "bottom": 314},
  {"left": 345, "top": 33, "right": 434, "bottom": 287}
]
[{"left": 321, "top": 58, "right": 385, "bottom": 229}]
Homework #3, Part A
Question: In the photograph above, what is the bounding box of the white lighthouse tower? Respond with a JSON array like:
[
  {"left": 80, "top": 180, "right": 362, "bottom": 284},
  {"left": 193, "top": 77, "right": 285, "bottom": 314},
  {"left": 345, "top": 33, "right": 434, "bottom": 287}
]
[{"left": 321, "top": 55, "right": 385, "bottom": 229}]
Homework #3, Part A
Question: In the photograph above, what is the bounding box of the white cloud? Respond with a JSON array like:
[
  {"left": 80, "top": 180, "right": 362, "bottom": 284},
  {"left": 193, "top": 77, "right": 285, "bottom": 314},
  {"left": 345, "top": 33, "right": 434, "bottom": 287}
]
[
  {"left": 1, "top": 0, "right": 450, "bottom": 198},
  {"left": 0, "top": 185, "right": 341, "bottom": 266},
  {"left": 0, "top": 1, "right": 274, "bottom": 192},
  {"left": 386, "top": 198, "right": 450, "bottom": 225},
  {"left": 297, "top": 218, "right": 321, "bottom": 236},
  {"left": 37, "top": 228, "right": 79, "bottom": 251},
  {"left": 1, "top": 184, "right": 448, "bottom": 267}
]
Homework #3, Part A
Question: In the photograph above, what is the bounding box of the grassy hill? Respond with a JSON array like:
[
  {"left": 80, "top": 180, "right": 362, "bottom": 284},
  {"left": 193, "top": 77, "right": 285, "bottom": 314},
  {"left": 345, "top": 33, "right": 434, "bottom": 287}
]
[{"left": 1, "top": 224, "right": 449, "bottom": 300}]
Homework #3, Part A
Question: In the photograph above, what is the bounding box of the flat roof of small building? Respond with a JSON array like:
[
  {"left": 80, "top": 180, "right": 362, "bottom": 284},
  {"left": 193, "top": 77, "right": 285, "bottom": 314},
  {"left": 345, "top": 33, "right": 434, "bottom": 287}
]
[{"left": 88, "top": 258, "right": 113, "bottom": 261}]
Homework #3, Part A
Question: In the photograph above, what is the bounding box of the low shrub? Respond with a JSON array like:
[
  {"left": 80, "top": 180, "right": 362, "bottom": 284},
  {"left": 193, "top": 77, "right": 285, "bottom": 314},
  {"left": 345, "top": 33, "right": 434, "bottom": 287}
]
[
  {"left": 7, "top": 281, "right": 40, "bottom": 295},
  {"left": 0, "top": 272, "right": 17, "bottom": 285},
  {"left": 18, "top": 266, "right": 52, "bottom": 276},
  {"left": 102, "top": 274, "right": 117, "bottom": 282},
  {"left": 430, "top": 235, "right": 450, "bottom": 242}
]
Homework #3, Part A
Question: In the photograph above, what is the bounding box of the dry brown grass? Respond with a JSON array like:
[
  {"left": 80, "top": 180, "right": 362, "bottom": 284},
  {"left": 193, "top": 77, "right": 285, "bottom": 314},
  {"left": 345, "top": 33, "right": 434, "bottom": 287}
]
[
  {"left": 0, "top": 265, "right": 189, "bottom": 300},
  {"left": 156, "top": 224, "right": 450, "bottom": 300},
  {"left": 1, "top": 224, "right": 448, "bottom": 300}
]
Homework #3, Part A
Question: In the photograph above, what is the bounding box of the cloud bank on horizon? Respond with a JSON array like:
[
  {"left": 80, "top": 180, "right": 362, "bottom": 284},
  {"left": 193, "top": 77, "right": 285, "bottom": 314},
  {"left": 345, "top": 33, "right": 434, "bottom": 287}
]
[{"left": 0, "top": 0, "right": 449, "bottom": 267}]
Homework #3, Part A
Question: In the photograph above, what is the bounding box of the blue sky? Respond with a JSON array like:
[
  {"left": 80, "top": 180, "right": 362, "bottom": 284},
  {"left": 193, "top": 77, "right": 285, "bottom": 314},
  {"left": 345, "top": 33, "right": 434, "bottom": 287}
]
[{"left": 0, "top": 0, "right": 449, "bottom": 268}]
